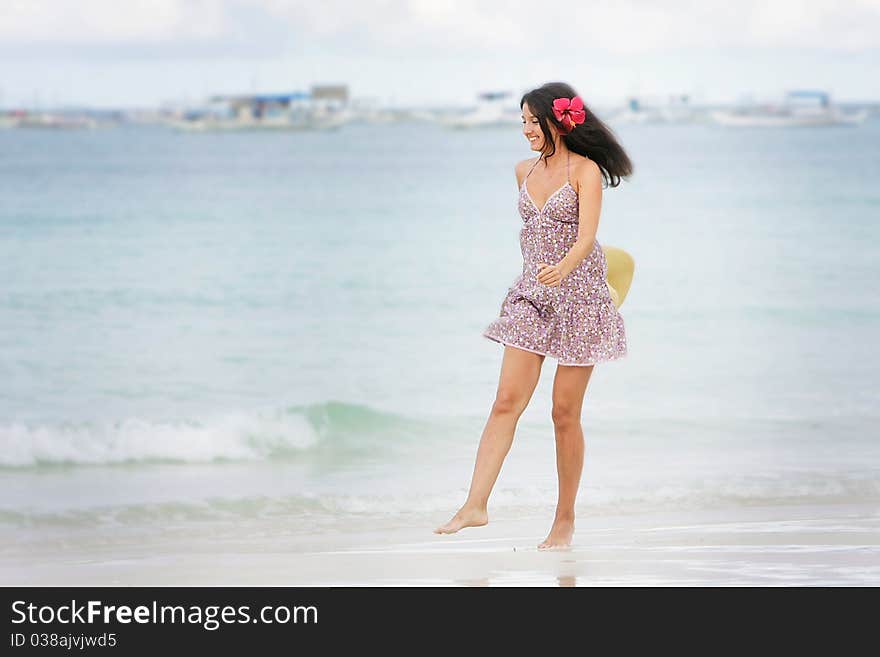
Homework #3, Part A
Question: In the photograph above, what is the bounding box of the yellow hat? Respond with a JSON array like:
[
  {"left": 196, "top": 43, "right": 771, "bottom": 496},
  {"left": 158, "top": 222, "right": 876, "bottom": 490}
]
[{"left": 601, "top": 245, "right": 634, "bottom": 308}]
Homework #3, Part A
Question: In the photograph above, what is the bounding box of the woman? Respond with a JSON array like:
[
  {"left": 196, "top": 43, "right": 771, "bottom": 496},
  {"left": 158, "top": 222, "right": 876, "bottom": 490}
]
[{"left": 434, "top": 82, "right": 633, "bottom": 550}]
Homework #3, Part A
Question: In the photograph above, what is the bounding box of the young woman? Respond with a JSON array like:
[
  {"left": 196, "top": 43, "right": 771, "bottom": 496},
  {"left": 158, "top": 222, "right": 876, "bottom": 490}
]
[{"left": 434, "top": 81, "right": 633, "bottom": 549}]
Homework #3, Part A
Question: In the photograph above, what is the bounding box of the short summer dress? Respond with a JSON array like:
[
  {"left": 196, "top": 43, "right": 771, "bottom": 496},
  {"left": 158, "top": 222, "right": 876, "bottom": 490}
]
[{"left": 482, "top": 153, "right": 628, "bottom": 366}]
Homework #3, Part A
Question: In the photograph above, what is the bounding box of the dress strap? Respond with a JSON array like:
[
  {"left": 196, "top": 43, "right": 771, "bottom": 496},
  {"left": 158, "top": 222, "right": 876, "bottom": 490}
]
[
  {"left": 524, "top": 157, "right": 540, "bottom": 181},
  {"left": 566, "top": 150, "right": 571, "bottom": 185}
]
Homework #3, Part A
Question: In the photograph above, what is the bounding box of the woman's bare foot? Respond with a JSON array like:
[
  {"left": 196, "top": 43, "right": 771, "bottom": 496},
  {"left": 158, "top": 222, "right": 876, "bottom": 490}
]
[
  {"left": 433, "top": 506, "right": 488, "bottom": 534},
  {"left": 538, "top": 517, "right": 574, "bottom": 550}
]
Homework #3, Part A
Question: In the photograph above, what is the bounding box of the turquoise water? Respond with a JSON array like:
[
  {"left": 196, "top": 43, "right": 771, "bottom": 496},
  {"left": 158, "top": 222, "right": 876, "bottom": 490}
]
[{"left": 1, "top": 119, "right": 879, "bottom": 528}]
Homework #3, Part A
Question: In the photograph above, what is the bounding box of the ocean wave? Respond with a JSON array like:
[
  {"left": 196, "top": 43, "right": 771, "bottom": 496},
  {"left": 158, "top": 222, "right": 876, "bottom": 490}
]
[{"left": 0, "top": 400, "right": 443, "bottom": 468}]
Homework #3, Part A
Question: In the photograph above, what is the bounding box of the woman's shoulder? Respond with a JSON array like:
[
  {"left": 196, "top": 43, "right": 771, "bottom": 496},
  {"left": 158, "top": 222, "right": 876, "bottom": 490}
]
[
  {"left": 515, "top": 157, "right": 539, "bottom": 173},
  {"left": 570, "top": 155, "right": 603, "bottom": 196},
  {"left": 571, "top": 153, "right": 600, "bottom": 177},
  {"left": 514, "top": 157, "right": 539, "bottom": 187},
  {"left": 571, "top": 155, "right": 602, "bottom": 185}
]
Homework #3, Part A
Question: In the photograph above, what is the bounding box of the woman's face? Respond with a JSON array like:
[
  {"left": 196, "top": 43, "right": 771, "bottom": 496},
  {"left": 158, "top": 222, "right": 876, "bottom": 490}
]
[{"left": 522, "top": 101, "right": 553, "bottom": 153}]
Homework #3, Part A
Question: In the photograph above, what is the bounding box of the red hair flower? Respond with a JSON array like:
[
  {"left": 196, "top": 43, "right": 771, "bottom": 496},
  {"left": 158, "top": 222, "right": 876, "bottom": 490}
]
[{"left": 552, "top": 95, "right": 586, "bottom": 134}]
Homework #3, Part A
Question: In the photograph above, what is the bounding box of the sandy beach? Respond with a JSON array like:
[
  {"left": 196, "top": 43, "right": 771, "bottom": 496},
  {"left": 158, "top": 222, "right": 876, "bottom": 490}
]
[{"left": 3, "top": 501, "right": 877, "bottom": 587}]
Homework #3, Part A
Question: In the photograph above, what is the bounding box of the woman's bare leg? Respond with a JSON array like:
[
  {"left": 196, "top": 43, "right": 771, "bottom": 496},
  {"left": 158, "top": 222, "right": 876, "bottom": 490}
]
[
  {"left": 538, "top": 363, "right": 594, "bottom": 549},
  {"left": 434, "top": 346, "right": 545, "bottom": 534}
]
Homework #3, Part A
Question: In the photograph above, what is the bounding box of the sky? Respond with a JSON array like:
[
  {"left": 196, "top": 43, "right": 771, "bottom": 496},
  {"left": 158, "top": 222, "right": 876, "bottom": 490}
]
[{"left": 1, "top": 0, "right": 879, "bottom": 109}]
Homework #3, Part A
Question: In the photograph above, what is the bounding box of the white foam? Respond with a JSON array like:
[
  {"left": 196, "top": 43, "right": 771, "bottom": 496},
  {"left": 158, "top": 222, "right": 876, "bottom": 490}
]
[{"left": 0, "top": 410, "right": 319, "bottom": 466}]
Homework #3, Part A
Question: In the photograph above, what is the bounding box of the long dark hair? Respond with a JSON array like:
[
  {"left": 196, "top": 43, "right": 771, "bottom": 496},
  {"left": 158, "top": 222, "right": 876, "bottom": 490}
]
[{"left": 521, "top": 82, "right": 633, "bottom": 188}]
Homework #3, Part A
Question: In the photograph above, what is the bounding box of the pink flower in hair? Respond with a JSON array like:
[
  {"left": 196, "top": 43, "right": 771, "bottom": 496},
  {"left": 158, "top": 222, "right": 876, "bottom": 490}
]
[{"left": 552, "top": 95, "right": 586, "bottom": 134}]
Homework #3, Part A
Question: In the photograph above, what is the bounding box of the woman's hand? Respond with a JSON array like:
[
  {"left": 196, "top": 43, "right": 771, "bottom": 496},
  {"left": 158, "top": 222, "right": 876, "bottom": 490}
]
[{"left": 537, "top": 262, "right": 565, "bottom": 287}]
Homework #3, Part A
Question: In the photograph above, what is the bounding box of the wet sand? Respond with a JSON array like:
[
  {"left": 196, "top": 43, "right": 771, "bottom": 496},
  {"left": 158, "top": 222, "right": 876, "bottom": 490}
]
[{"left": 3, "top": 501, "right": 878, "bottom": 586}]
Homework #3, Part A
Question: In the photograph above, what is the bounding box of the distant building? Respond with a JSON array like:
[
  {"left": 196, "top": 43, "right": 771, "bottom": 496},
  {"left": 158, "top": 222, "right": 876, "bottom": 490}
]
[
  {"left": 168, "top": 85, "right": 353, "bottom": 131},
  {"left": 207, "top": 92, "right": 312, "bottom": 120},
  {"left": 310, "top": 85, "right": 349, "bottom": 104}
]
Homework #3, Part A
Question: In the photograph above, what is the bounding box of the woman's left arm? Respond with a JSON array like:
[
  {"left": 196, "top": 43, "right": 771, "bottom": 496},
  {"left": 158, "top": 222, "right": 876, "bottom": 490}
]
[{"left": 539, "top": 160, "right": 603, "bottom": 284}]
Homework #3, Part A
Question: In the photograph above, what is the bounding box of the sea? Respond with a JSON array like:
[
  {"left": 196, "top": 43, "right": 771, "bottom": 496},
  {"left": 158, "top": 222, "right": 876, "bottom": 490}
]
[{"left": 1, "top": 116, "right": 879, "bottom": 574}]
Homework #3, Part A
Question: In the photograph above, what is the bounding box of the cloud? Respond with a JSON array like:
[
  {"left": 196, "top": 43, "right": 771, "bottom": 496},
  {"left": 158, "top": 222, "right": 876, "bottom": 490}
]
[
  {"left": 2, "top": 0, "right": 879, "bottom": 54},
  {"left": 1, "top": 0, "right": 230, "bottom": 43}
]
